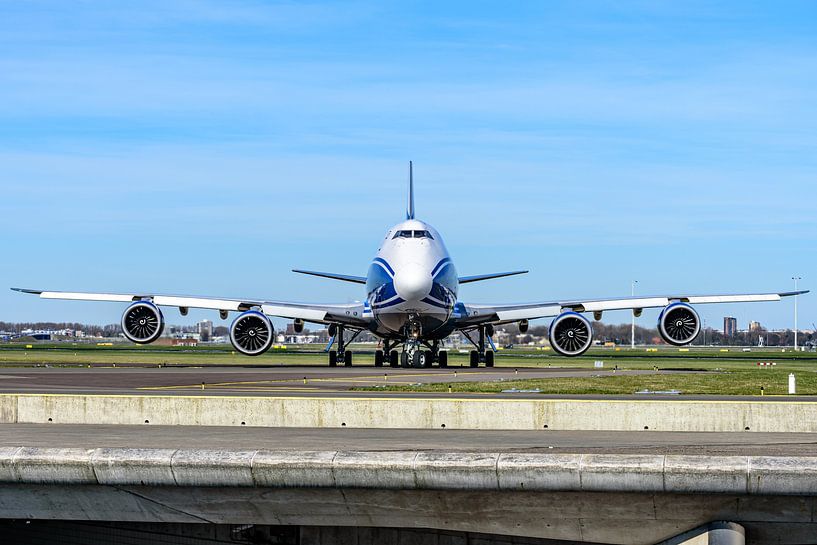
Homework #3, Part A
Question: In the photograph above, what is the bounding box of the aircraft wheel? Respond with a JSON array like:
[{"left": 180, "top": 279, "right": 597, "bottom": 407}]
[
  {"left": 344, "top": 351, "right": 353, "bottom": 367},
  {"left": 412, "top": 351, "right": 424, "bottom": 368},
  {"left": 422, "top": 350, "right": 433, "bottom": 368},
  {"left": 389, "top": 350, "right": 399, "bottom": 367},
  {"left": 329, "top": 350, "right": 338, "bottom": 367},
  {"left": 485, "top": 351, "right": 495, "bottom": 367},
  {"left": 401, "top": 352, "right": 410, "bottom": 368},
  {"left": 374, "top": 350, "right": 384, "bottom": 367},
  {"left": 469, "top": 350, "right": 480, "bottom": 368},
  {"left": 438, "top": 351, "right": 448, "bottom": 368}
]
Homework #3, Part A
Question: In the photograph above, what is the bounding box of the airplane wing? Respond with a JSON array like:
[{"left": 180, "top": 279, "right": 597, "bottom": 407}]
[
  {"left": 10, "top": 288, "right": 370, "bottom": 327},
  {"left": 455, "top": 290, "right": 809, "bottom": 326}
]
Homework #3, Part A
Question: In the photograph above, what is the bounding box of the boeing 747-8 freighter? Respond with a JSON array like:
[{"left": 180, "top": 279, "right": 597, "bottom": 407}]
[{"left": 13, "top": 164, "right": 807, "bottom": 368}]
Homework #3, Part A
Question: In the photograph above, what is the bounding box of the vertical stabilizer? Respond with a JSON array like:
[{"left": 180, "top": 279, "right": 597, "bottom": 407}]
[{"left": 406, "top": 161, "right": 415, "bottom": 220}]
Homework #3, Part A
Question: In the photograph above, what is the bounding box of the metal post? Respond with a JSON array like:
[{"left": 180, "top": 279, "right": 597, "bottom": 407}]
[
  {"left": 793, "top": 276, "right": 801, "bottom": 351},
  {"left": 631, "top": 280, "right": 638, "bottom": 349}
]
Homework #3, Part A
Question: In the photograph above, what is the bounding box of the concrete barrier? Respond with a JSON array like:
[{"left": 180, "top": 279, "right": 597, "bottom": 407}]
[
  {"left": 1, "top": 447, "right": 817, "bottom": 496},
  {"left": 4, "top": 393, "right": 817, "bottom": 432}
]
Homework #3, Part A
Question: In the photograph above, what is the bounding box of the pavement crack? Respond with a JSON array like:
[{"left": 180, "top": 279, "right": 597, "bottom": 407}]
[{"left": 112, "top": 485, "right": 215, "bottom": 523}]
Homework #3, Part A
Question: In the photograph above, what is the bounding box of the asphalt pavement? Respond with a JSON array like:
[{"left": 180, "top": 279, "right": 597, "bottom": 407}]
[{"left": 1, "top": 423, "right": 816, "bottom": 455}]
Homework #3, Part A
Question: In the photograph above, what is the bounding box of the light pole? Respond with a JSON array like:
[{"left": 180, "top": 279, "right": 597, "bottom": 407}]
[
  {"left": 793, "top": 276, "right": 802, "bottom": 351},
  {"left": 631, "top": 280, "right": 638, "bottom": 349}
]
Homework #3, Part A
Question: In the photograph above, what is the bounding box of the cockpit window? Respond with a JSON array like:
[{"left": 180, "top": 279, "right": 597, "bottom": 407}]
[{"left": 392, "top": 230, "right": 434, "bottom": 240}]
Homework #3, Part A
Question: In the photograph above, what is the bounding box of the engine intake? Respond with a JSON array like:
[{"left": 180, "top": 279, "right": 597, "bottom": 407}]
[
  {"left": 230, "top": 310, "right": 274, "bottom": 356},
  {"left": 658, "top": 302, "right": 700, "bottom": 345},
  {"left": 121, "top": 301, "right": 164, "bottom": 344},
  {"left": 549, "top": 312, "right": 593, "bottom": 357}
]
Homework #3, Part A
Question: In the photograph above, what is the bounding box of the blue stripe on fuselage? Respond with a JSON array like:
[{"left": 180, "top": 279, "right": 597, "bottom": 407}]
[
  {"left": 372, "top": 257, "right": 395, "bottom": 277},
  {"left": 431, "top": 258, "right": 452, "bottom": 277}
]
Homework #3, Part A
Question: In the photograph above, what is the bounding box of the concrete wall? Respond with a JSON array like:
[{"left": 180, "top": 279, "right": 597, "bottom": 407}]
[
  {"left": 2, "top": 448, "right": 817, "bottom": 544},
  {"left": 3, "top": 447, "right": 817, "bottom": 496},
  {"left": 0, "top": 484, "right": 813, "bottom": 544},
  {"left": 3, "top": 393, "right": 817, "bottom": 432}
]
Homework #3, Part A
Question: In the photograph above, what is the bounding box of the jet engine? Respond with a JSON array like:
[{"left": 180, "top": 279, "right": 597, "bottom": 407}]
[
  {"left": 658, "top": 302, "right": 701, "bottom": 346},
  {"left": 121, "top": 301, "right": 164, "bottom": 344},
  {"left": 548, "top": 312, "right": 593, "bottom": 356},
  {"left": 230, "top": 310, "right": 274, "bottom": 356}
]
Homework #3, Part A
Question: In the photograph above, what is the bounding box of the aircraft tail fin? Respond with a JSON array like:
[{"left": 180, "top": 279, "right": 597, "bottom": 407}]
[{"left": 406, "top": 161, "right": 415, "bottom": 220}]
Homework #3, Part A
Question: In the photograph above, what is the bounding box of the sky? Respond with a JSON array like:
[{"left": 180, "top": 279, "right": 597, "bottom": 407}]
[{"left": 0, "top": 1, "right": 814, "bottom": 332}]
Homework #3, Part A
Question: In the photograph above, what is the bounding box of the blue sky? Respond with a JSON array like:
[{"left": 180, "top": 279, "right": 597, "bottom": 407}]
[{"left": 0, "top": 1, "right": 814, "bottom": 331}]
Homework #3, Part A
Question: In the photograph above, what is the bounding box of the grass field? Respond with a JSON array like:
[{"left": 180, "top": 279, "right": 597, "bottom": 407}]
[{"left": 1, "top": 342, "right": 815, "bottom": 395}]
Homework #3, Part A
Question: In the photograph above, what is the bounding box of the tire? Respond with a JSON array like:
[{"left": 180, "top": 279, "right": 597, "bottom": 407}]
[
  {"left": 329, "top": 350, "right": 337, "bottom": 367},
  {"left": 412, "top": 351, "right": 423, "bottom": 368},
  {"left": 374, "top": 350, "right": 384, "bottom": 367},
  {"left": 469, "top": 350, "right": 479, "bottom": 368},
  {"left": 344, "top": 351, "right": 353, "bottom": 367},
  {"left": 485, "top": 351, "right": 495, "bottom": 367},
  {"left": 438, "top": 351, "right": 448, "bottom": 368},
  {"left": 389, "top": 350, "right": 399, "bottom": 367},
  {"left": 401, "top": 352, "right": 410, "bottom": 368}
]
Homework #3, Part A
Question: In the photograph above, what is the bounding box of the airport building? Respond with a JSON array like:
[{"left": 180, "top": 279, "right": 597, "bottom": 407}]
[
  {"left": 723, "top": 316, "right": 737, "bottom": 336},
  {"left": 198, "top": 320, "right": 213, "bottom": 342}
]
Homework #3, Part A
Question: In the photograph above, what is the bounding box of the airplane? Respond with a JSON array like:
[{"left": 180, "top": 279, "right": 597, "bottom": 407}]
[{"left": 12, "top": 163, "right": 808, "bottom": 368}]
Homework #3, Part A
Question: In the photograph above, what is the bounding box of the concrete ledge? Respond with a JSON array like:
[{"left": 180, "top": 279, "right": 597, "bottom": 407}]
[
  {"left": 91, "top": 448, "right": 176, "bottom": 486},
  {"left": 2, "top": 447, "right": 817, "bottom": 496},
  {"left": 6, "top": 393, "right": 817, "bottom": 432}
]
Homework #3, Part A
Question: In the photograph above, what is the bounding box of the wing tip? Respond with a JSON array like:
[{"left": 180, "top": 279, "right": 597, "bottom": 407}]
[
  {"left": 10, "top": 287, "right": 42, "bottom": 295},
  {"left": 781, "top": 290, "right": 809, "bottom": 297}
]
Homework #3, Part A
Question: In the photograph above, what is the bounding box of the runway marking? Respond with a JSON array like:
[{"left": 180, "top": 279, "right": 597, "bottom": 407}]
[{"left": 136, "top": 371, "right": 474, "bottom": 391}]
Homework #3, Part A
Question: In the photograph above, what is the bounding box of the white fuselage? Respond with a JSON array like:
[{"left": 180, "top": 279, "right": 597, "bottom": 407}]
[{"left": 365, "top": 219, "right": 458, "bottom": 339}]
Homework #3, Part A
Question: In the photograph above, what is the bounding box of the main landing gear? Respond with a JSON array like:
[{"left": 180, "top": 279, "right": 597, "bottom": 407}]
[
  {"left": 327, "top": 324, "right": 363, "bottom": 367},
  {"left": 463, "top": 325, "right": 495, "bottom": 368},
  {"left": 375, "top": 340, "right": 398, "bottom": 368}
]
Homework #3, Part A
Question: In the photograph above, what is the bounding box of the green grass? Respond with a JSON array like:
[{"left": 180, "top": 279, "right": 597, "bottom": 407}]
[
  {"left": 1, "top": 343, "right": 816, "bottom": 395},
  {"left": 356, "top": 369, "right": 817, "bottom": 396}
]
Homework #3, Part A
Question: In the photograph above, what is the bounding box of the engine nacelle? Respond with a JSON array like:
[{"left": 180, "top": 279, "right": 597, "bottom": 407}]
[
  {"left": 121, "top": 301, "right": 164, "bottom": 344},
  {"left": 518, "top": 319, "right": 529, "bottom": 333},
  {"left": 230, "top": 310, "right": 274, "bottom": 356},
  {"left": 548, "top": 312, "right": 593, "bottom": 357},
  {"left": 293, "top": 319, "right": 305, "bottom": 333},
  {"left": 657, "top": 302, "right": 701, "bottom": 346}
]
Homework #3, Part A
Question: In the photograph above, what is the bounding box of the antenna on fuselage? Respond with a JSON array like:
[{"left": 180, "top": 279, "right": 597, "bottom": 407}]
[{"left": 406, "top": 161, "right": 415, "bottom": 220}]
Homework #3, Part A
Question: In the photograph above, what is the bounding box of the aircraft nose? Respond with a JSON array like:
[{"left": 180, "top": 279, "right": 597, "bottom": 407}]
[{"left": 393, "top": 262, "right": 432, "bottom": 302}]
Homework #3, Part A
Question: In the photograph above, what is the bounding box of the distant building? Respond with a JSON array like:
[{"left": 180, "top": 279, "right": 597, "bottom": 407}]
[
  {"left": 749, "top": 321, "right": 762, "bottom": 332},
  {"left": 723, "top": 317, "right": 737, "bottom": 337},
  {"left": 172, "top": 338, "right": 198, "bottom": 347},
  {"left": 198, "top": 320, "right": 213, "bottom": 342}
]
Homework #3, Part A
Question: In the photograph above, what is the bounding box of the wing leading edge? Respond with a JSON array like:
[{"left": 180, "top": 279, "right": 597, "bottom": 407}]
[
  {"left": 10, "top": 288, "right": 369, "bottom": 326},
  {"left": 455, "top": 290, "right": 809, "bottom": 326}
]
